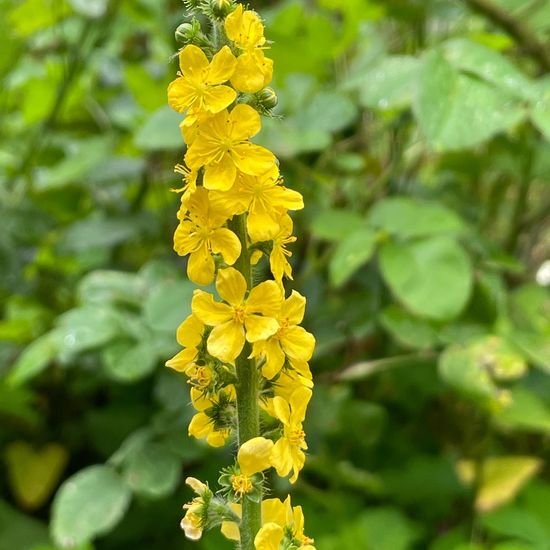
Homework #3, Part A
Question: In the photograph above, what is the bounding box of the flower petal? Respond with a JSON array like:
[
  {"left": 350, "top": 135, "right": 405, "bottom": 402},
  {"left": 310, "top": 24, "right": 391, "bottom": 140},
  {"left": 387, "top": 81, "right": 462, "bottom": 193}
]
[
  {"left": 247, "top": 280, "right": 283, "bottom": 316},
  {"left": 237, "top": 436, "right": 274, "bottom": 476},
  {"left": 216, "top": 267, "right": 247, "bottom": 306},
  {"left": 187, "top": 244, "right": 215, "bottom": 285},
  {"left": 231, "top": 143, "right": 276, "bottom": 176},
  {"left": 192, "top": 289, "right": 232, "bottom": 325},
  {"left": 167, "top": 78, "right": 197, "bottom": 113},
  {"left": 207, "top": 320, "right": 245, "bottom": 363},
  {"left": 203, "top": 154, "right": 237, "bottom": 191},
  {"left": 283, "top": 291, "right": 306, "bottom": 325},
  {"left": 206, "top": 45, "right": 237, "bottom": 84},
  {"left": 210, "top": 228, "right": 241, "bottom": 266},
  {"left": 179, "top": 44, "right": 209, "bottom": 76},
  {"left": 270, "top": 437, "right": 293, "bottom": 477},
  {"left": 202, "top": 85, "right": 237, "bottom": 114},
  {"left": 254, "top": 523, "right": 284, "bottom": 550},
  {"left": 245, "top": 314, "right": 279, "bottom": 343},
  {"left": 229, "top": 104, "right": 261, "bottom": 139},
  {"left": 281, "top": 326, "right": 315, "bottom": 363}
]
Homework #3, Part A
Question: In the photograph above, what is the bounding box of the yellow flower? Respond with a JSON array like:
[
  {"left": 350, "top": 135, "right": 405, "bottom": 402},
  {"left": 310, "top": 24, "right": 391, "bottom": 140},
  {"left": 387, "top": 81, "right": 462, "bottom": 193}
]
[
  {"left": 270, "top": 214, "right": 297, "bottom": 285},
  {"left": 165, "top": 313, "right": 204, "bottom": 373},
  {"left": 237, "top": 436, "right": 274, "bottom": 476},
  {"left": 224, "top": 4, "right": 273, "bottom": 93},
  {"left": 269, "top": 386, "right": 312, "bottom": 483},
  {"left": 185, "top": 104, "right": 276, "bottom": 191},
  {"left": 180, "top": 477, "right": 209, "bottom": 541},
  {"left": 174, "top": 187, "right": 241, "bottom": 285},
  {"left": 251, "top": 291, "right": 315, "bottom": 379},
  {"left": 192, "top": 267, "right": 283, "bottom": 363},
  {"left": 209, "top": 167, "right": 304, "bottom": 242},
  {"left": 225, "top": 4, "right": 266, "bottom": 50},
  {"left": 188, "top": 386, "right": 235, "bottom": 447},
  {"left": 221, "top": 496, "right": 315, "bottom": 549},
  {"left": 168, "top": 44, "right": 237, "bottom": 114}
]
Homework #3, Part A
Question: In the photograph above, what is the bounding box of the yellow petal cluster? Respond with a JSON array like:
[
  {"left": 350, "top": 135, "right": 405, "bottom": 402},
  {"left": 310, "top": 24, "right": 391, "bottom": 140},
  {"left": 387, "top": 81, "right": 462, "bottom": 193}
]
[{"left": 166, "top": 3, "right": 315, "bottom": 548}]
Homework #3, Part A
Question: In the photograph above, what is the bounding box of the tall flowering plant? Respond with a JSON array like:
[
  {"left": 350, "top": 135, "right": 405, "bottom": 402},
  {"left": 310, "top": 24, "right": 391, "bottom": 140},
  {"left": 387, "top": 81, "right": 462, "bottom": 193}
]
[{"left": 166, "top": 2, "right": 316, "bottom": 549}]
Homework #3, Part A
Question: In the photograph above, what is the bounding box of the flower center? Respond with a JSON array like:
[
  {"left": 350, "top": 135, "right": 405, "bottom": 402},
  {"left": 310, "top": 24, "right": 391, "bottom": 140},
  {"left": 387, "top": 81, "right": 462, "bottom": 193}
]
[
  {"left": 231, "top": 474, "right": 253, "bottom": 497},
  {"left": 277, "top": 318, "right": 290, "bottom": 338},
  {"left": 233, "top": 305, "right": 246, "bottom": 324},
  {"left": 287, "top": 426, "right": 305, "bottom": 447}
]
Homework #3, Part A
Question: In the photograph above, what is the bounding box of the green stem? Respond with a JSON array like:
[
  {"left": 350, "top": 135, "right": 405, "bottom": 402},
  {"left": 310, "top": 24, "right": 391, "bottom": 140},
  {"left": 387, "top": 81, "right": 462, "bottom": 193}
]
[{"left": 231, "top": 213, "right": 262, "bottom": 550}]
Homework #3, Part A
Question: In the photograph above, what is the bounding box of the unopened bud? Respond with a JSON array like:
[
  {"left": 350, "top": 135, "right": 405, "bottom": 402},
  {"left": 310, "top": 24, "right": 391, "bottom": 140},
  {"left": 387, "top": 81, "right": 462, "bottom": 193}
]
[
  {"left": 257, "top": 87, "right": 278, "bottom": 110},
  {"left": 175, "top": 23, "right": 194, "bottom": 44},
  {"left": 210, "top": 0, "right": 234, "bottom": 18}
]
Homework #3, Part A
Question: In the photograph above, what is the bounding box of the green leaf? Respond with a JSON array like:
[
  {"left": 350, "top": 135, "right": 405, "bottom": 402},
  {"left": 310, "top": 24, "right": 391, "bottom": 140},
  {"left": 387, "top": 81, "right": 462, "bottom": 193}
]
[
  {"left": 531, "top": 82, "right": 550, "bottom": 142},
  {"left": 469, "top": 336, "right": 528, "bottom": 381},
  {"left": 356, "top": 56, "right": 420, "bottom": 110},
  {"left": 122, "top": 443, "right": 181, "bottom": 498},
  {"left": 379, "top": 236, "right": 472, "bottom": 320},
  {"left": 439, "top": 345, "right": 498, "bottom": 402},
  {"left": 481, "top": 505, "right": 549, "bottom": 547},
  {"left": 36, "top": 137, "right": 113, "bottom": 191},
  {"left": 77, "top": 270, "right": 146, "bottom": 307},
  {"left": 7, "top": 330, "right": 62, "bottom": 386},
  {"left": 310, "top": 209, "right": 365, "bottom": 242},
  {"left": 56, "top": 307, "right": 121, "bottom": 356},
  {"left": 329, "top": 227, "right": 377, "bottom": 287},
  {"left": 317, "top": 507, "right": 421, "bottom": 550},
  {"left": 496, "top": 388, "right": 550, "bottom": 434},
  {"left": 68, "top": 0, "right": 107, "bottom": 18},
  {"left": 415, "top": 50, "right": 525, "bottom": 150},
  {"left": 368, "top": 197, "right": 464, "bottom": 239},
  {"left": 143, "top": 280, "right": 195, "bottom": 333},
  {"left": 51, "top": 465, "right": 131, "bottom": 548},
  {"left": 0, "top": 500, "right": 50, "bottom": 550},
  {"left": 294, "top": 91, "right": 357, "bottom": 133},
  {"left": 134, "top": 106, "right": 183, "bottom": 151},
  {"left": 379, "top": 305, "right": 438, "bottom": 350},
  {"left": 457, "top": 457, "right": 542, "bottom": 512},
  {"left": 102, "top": 338, "right": 158, "bottom": 383},
  {"left": 60, "top": 215, "right": 144, "bottom": 252},
  {"left": 442, "top": 38, "right": 537, "bottom": 101},
  {"left": 509, "top": 332, "right": 550, "bottom": 373},
  {"left": 5, "top": 442, "right": 68, "bottom": 510}
]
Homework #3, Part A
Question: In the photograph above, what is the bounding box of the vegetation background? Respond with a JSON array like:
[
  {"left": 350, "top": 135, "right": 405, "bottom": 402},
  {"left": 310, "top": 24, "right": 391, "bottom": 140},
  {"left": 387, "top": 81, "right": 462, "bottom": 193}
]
[{"left": 1, "top": 0, "right": 550, "bottom": 548}]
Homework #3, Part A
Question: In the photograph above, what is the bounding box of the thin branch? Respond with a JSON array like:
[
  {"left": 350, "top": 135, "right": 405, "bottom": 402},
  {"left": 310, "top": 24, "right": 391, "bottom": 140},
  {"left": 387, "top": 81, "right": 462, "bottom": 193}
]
[{"left": 464, "top": 0, "right": 550, "bottom": 74}]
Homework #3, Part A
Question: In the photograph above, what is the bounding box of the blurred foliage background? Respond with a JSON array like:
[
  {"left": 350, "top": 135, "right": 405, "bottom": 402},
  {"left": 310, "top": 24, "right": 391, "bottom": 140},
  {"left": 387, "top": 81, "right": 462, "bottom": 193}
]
[{"left": 1, "top": 0, "right": 550, "bottom": 548}]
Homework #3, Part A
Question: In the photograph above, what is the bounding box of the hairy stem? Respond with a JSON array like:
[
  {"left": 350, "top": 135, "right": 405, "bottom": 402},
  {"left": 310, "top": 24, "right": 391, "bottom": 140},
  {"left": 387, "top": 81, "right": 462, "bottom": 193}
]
[{"left": 231, "top": 213, "right": 262, "bottom": 549}]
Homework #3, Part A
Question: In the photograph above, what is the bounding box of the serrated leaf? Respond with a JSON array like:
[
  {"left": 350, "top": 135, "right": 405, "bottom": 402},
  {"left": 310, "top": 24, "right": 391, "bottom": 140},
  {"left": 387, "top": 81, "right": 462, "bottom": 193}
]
[
  {"left": 310, "top": 209, "right": 365, "bottom": 242},
  {"left": 56, "top": 307, "right": 120, "bottom": 356},
  {"left": 496, "top": 388, "right": 550, "bottom": 434},
  {"left": 415, "top": 50, "right": 525, "bottom": 150},
  {"left": 329, "top": 227, "right": 377, "bottom": 287},
  {"left": 77, "top": 270, "right": 146, "bottom": 307},
  {"left": 122, "top": 443, "right": 181, "bottom": 498},
  {"left": 51, "top": 465, "right": 131, "bottom": 548},
  {"left": 102, "top": 338, "right": 158, "bottom": 383},
  {"left": 357, "top": 56, "right": 420, "bottom": 110},
  {"left": 439, "top": 345, "right": 498, "bottom": 402},
  {"left": 442, "top": 38, "right": 537, "bottom": 101},
  {"left": 368, "top": 197, "right": 464, "bottom": 239},
  {"left": 8, "top": 330, "right": 62, "bottom": 386},
  {"left": 379, "top": 236, "right": 472, "bottom": 320},
  {"left": 134, "top": 106, "right": 183, "bottom": 151},
  {"left": 379, "top": 305, "right": 438, "bottom": 350},
  {"left": 143, "top": 280, "right": 195, "bottom": 333}
]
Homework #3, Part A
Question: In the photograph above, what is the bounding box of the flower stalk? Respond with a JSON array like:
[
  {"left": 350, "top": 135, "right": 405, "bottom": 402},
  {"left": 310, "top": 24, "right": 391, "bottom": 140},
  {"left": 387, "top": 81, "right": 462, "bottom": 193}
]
[{"left": 165, "top": 2, "right": 316, "bottom": 548}]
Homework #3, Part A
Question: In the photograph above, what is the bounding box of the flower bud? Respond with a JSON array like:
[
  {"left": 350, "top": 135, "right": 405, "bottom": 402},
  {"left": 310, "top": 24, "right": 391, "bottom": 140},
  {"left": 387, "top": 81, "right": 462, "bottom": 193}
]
[
  {"left": 257, "top": 87, "right": 278, "bottom": 110},
  {"left": 210, "top": 0, "right": 234, "bottom": 18},
  {"left": 175, "top": 18, "right": 209, "bottom": 47}
]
